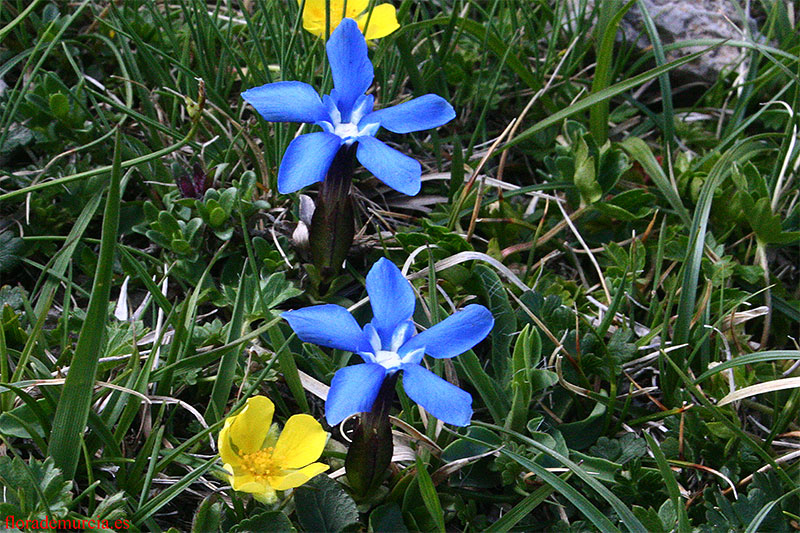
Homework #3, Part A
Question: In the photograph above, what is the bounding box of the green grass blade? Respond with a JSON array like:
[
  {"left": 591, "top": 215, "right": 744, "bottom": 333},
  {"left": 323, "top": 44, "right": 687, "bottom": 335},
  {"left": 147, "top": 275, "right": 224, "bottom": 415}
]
[
  {"left": 456, "top": 350, "right": 509, "bottom": 425},
  {"left": 0, "top": 0, "right": 43, "bottom": 42},
  {"left": 635, "top": 0, "right": 675, "bottom": 150},
  {"left": 693, "top": 350, "right": 800, "bottom": 383},
  {"left": 48, "top": 129, "right": 123, "bottom": 478},
  {"left": 415, "top": 455, "right": 446, "bottom": 533},
  {"left": 589, "top": 0, "right": 636, "bottom": 144},
  {"left": 643, "top": 432, "right": 690, "bottom": 532},
  {"left": 206, "top": 263, "right": 249, "bottom": 423},
  {"left": 668, "top": 139, "right": 769, "bottom": 402}
]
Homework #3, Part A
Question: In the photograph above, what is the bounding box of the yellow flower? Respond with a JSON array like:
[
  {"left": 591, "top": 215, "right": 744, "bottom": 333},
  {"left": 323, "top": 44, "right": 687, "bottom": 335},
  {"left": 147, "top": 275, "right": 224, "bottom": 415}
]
[
  {"left": 218, "top": 396, "right": 329, "bottom": 503},
  {"left": 299, "top": 0, "right": 400, "bottom": 40}
]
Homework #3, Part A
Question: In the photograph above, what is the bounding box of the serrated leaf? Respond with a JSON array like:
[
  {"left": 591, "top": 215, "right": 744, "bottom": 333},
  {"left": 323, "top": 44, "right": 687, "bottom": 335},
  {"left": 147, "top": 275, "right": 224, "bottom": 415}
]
[
  {"left": 0, "top": 231, "right": 23, "bottom": 273},
  {"left": 0, "top": 457, "right": 72, "bottom": 519},
  {"left": 92, "top": 492, "right": 128, "bottom": 522},
  {"left": 294, "top": 475, "right": 358, "bottom": 533},
  {"left": 0, "top": 286, "right": 26, "bottom": 311},
  {"left": 233, "top": 511, "right": 294, "bottom": 533},
  {"left": 633, "top": 506, "right": 666, "bottom": 533},
  {"left": 589, "top": 434, "right": 647, "bottom": 465}
]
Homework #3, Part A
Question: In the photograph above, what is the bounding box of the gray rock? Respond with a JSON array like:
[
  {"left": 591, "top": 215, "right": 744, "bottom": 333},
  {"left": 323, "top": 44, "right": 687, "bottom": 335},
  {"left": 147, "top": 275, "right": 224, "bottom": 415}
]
[{"left": 571, "top": 0, "right": 759, "bottom": 80}]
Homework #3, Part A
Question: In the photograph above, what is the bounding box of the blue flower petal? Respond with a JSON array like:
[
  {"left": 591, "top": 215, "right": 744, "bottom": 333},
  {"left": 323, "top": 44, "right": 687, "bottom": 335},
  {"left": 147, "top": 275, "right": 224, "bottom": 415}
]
[
  {"left": 401, "top": 363, "right": 472, "bottom": 426},
  {"left": 325, "top": 363, "right": 387, "bottom": 425},
  {"left": 366, "top": 258, "right": 415, "bottom": 343},
  {"left": 327, "top": 18, "right": 373, "bottom": 121},
  {"left": 282, "top": 304, "right": 369, "bottom": 353},
  {"left": 356, "top": 136, "right": 421, "bottom": 196},
  {"left": 242, "top": 81, "right": 328, "bottom": 123},
  {"left": 360, "top": 94, "right": 456, "bottom": 134},
  {"left": 399, "top": 304, "right": 494, "bottom": 359},
  {"left": 278, "top": 132, "right": 343, "bottom": 194}
]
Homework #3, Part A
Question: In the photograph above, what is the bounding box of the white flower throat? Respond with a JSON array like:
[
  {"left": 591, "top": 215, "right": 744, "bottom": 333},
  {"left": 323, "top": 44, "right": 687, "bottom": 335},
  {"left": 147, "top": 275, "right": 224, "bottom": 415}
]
[
  {"left": 364, "top": 321, "right": 424, "bottom": 373},
  {"left": 320, "top": 95, "right": 379, "bottom": 144}
]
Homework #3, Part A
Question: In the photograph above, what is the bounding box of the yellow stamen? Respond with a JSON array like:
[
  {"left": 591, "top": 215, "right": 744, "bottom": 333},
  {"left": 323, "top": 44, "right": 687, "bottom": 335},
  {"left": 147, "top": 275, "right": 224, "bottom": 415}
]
[{"left": 239, "top": 447, "right": 281, "bottom": 479}]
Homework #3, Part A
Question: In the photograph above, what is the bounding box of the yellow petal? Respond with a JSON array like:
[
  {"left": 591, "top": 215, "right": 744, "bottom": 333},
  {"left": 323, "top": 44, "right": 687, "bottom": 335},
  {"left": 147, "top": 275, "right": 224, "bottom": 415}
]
[
  {"left": 226, "top": 396, "right": 275, "bottom": 456},
  {"left": 272, "top": 414, "right": 329, "bottom": 469},
  {"left": 218, "top": 418, "right": 241, "bottom": 467},
  {"left": 269, "top": 463, "right": 330, "bottom": 491},
  {"left": 345, "top": 0, "right": 369, "bottom": 18},
  {"left": 230, "top": 471, "right": 274, "bottom": 500},
  {"left": 302, "top": 0, "right": 344, "bottom": 37},
  {"left": 357, "top": 4, "right": 400, "bottom": 40}
]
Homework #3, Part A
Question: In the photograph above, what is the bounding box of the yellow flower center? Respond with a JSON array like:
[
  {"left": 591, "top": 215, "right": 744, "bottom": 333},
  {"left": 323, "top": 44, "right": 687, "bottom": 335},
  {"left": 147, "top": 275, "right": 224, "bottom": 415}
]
[{"left": 239, "top": 447, "right": 281, "bottom": 479}]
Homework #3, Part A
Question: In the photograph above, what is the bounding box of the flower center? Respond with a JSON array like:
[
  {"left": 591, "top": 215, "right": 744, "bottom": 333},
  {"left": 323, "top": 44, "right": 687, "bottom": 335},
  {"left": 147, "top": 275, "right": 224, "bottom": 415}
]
[
  {"left": 332, "top": 121, "right": 362, "bottom": 140},
  {"left": 319, "top": 93, "right": 380, "bottom": 144},
  {"left": 239, "top": 447, "right": 281, "bottom": 479},
  {"left": 375, "top": 349, "right": 403, "bottom": 371}
]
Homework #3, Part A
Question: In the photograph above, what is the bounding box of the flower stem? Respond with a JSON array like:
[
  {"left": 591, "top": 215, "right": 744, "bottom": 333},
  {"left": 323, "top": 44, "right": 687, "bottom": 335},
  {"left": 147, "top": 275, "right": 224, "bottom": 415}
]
[{"left": 309, "top": 144, "right": 357, "bottom": 287}]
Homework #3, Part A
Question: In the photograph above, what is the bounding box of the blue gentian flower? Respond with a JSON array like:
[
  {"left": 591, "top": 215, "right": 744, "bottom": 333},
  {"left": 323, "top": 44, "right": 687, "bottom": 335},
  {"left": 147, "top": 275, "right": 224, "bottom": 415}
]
[
  {"left": 241, "top": 18, "right": 456, "bottom": 196},
  {"left": 282, "top": 258, "right": 493, "bottom": 427}
]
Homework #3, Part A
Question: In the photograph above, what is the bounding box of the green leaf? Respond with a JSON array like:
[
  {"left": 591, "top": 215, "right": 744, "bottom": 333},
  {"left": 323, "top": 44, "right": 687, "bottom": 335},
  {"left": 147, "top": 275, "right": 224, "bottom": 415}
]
[
  {"left": 191, "top": 494, "right": 224, "bottom": 533},
  {"left": 588, "top": 434, "right": 647, "bottom": 465},
  {"left": 558, "top": 392, "right": 607, "bottom": 450},
  {"left": 441, "top": 426, "right": 502, "bottom": 462},
  {"left": 485, "top": 480, "right": 558, "bottom": 533},
  {"left": 574, "top": 137, "right": 602, "bottom": 205},
  {"left": 158, "top": 210, "right": 182, "bottom": 237},
  {"left": 619, "top": 137, "right": 690, "bottom": 225},
  {"left": 506, "top": 324, "right": 536, "bottom": 433},
  {"left": 209, "top": 206, "right": 228, "bottom": 227},
  {"left": 294, "top": 475, "right": 359, "bottom": 533},
  {"left": 669, "top": 139, "right": 769, "bottom": 402},
  {"left": 456, "top": 350, "right": 510, "bottom": 425},
  {"left": 749, "top": 197, "right": 800, "bottom": 244},
  {"left": 589, "top": 0, "right": 637, "bottom": 144},
  {"left": 693, "top": 350, "right": 800, "bottom": 383},
  {"left": 595, "top": 189, "right": 656, "bottom": 221},
  {"left": 369, "top": 503, "right": 408, "bottom": 533},
  {"left": 48, "top": 92, "right": 69, "bottom": 119}
]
